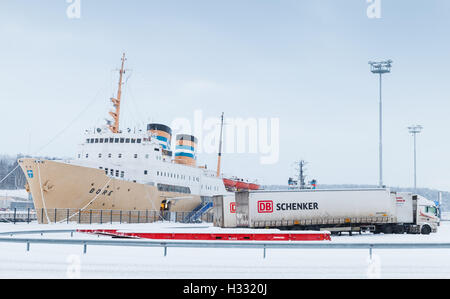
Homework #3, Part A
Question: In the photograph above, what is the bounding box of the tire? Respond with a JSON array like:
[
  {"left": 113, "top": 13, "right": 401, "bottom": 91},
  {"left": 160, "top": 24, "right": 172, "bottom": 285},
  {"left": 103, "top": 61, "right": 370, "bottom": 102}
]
[
  {"left": 421, "top": 225, "right": 431, "bottom": 235},
  {"left": 382, "top": 225, "right": 393, "bottom": 234},
  {"left": 394, "top": 225, "right": 405, "bottom": 234}
]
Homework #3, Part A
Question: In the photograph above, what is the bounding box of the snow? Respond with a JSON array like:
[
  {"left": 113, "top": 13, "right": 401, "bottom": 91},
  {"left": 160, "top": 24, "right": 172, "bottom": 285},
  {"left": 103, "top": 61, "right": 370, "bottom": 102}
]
[{"left": 0, "top": 221, "right": 450, "bottom": 278}]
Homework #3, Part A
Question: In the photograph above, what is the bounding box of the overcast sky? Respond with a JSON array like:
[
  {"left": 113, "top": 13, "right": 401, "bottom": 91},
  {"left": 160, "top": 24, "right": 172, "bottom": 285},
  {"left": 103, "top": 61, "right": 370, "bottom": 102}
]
[{"left": 1, "top": 0, "right": 450, "bottom": 190}]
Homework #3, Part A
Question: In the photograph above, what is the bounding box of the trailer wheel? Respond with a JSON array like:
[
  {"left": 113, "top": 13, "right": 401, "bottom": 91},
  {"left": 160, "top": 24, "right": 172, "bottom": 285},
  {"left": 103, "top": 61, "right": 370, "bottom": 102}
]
[
  {"left": 394, "top": 225, "right": 405, "bottom": 234},
  {"left": 382, "top": 225, "right": 393, "bottom": 234},
  {"left": 421, "top": 225, "right": 431, "bottom": 235}
]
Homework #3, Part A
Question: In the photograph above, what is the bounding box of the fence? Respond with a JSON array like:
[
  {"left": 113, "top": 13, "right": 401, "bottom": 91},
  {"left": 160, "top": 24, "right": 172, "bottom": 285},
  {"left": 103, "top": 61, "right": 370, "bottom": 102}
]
[
  {"left": 0, "top": 208, "right": 214, "bottom": 224},
  {"left": 0, "top": 209, "right": 36, "bottom": 223}
]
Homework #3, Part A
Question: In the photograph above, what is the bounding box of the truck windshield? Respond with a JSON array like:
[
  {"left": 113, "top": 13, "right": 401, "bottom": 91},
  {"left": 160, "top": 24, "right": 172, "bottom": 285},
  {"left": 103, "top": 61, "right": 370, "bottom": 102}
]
[{"left": 425, "top": 206, "right": 438, "bottom": 216}]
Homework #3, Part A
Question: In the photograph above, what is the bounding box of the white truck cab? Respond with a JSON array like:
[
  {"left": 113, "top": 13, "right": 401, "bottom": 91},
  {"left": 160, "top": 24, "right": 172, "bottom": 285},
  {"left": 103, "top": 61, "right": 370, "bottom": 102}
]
[
  {"left": 416, "top": 195, "right": 440, "bottom": 234},
  {"left": 394, "top": 192, "right": 439, "bottom": 234}
]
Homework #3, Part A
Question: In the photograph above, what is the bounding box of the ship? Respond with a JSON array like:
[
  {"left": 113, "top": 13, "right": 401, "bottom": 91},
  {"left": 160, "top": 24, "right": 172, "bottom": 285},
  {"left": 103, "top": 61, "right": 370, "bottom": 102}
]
[{"left": 18, "top": 54, "right": 237, "bottom": 224}]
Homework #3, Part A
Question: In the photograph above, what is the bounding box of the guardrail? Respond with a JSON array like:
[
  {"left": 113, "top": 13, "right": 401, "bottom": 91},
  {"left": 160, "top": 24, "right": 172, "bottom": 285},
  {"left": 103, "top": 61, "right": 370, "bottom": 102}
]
[{"left": 1, "top": 230, "right": 450, "bottom": 259}]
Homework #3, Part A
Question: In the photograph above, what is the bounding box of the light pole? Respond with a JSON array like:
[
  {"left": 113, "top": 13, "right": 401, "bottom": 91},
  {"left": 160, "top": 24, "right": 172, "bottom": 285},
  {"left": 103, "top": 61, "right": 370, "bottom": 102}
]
[
  {"left": 408, "top": 125, "right": 423, "bottom": 191},
  {"left": 369, "top": 60, "right": 393, "bottom": 187}
]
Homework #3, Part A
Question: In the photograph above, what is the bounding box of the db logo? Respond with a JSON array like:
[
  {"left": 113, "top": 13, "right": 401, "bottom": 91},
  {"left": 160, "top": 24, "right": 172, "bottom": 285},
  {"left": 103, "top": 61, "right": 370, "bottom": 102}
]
[
  {"left": 257, "top": 200, "right": 273, "bottom": 213},
  {"left": 230, "top": 202, "right": 236, "bottom": 213}
]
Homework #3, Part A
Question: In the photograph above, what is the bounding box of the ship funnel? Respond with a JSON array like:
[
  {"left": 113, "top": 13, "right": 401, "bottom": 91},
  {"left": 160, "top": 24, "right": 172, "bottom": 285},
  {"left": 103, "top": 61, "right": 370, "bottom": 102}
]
[
  {"left": 147, "top": 123, "right": 172, "bottom": 152},
  {"left": 174, "top": 134, "right": 197, "bottom": 166}
]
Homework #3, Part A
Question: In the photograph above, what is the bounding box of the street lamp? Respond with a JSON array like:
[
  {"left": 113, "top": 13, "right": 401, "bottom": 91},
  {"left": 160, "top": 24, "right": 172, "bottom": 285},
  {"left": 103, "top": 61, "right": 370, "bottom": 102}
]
[
  {"left": 369, "top": 60, "right": 393, "bottom": 187},
  {"left": 408, "top": 125, "right": 423, "bottom": 191}
]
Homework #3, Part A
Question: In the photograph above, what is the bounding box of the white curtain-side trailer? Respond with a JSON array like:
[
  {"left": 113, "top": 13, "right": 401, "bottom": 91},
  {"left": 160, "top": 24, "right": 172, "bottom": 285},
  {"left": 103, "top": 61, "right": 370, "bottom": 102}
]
[{"left": 213, "top": 188, "right": 439, "bottom": 235}]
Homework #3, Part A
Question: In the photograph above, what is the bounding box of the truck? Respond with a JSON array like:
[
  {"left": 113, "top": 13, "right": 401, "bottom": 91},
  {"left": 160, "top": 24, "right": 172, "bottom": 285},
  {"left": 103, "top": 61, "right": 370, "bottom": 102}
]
[{"left": 213, "top": 188, "right": 440, "bottom": 235}]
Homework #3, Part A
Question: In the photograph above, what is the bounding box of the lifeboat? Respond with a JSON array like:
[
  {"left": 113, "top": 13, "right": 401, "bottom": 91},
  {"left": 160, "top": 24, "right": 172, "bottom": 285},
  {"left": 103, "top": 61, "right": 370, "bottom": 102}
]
[
  {"left": 223, "top": 178, "right": 237, "bottom": 189},
  {"left": 235, "top": 180, "right": 249, "bottom": 190},
  {"left": 223, "top": 177, "right": 260, "bottom": 191},
  {"left": 248, "top": 183, "right": 260, "bottom": 190}
]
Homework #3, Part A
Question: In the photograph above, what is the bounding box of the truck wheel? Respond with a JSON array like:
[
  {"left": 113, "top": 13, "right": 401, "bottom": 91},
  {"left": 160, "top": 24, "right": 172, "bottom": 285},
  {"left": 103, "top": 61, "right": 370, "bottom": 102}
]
[{"left": 421, "top": 225, "right": 431, "bottom": 235}]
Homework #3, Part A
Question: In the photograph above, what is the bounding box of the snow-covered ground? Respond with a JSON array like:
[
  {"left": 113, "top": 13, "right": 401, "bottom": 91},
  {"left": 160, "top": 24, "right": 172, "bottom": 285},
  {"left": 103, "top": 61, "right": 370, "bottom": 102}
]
[{"left": 0, "top": 221, "right": 450, "bottom": 279}]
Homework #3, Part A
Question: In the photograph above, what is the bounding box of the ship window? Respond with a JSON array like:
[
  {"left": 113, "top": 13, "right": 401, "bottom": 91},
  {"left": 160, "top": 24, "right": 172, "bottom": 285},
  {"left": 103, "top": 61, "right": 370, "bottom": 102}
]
[
  {"left": 134, "top": 154, "right": 138, "bottom": 158},
  {"left": 126, "top": 138, "right": 130, "bottom": 143},
  {"left": 99, "top": 167, "right": 103, "bottom": 170},
  {"left": 95, "top": 138, "right": 99, "bottom": 143},
  {"left": 114, "top": 138, "right": 119, "bottom": 143},
  {"left": 118, "top": 154, "right": 122, "bottom": 158},
  {"left": 100, "top": 138, "right": 104, "bottom": 143},
  {"left": 120, "top": 171, "right": 124, "bottom": 178},
  {"left": 105, "top": 169, "right": 108, "bottom": 175},
  {"left": 90, "top": 138, "right": 94, "bottom": 143},
  {"left": 98, "top": 153, "right": 102, "bottom": 158},
  {"left": 157, "top": 183, "right": 191, "bottom": 194},
  {"left": 115, "top": 170, "right": 119, "bottom": 177},
  {"left": 110, "top": 169, "right": 114, "bottom": 176},
  {"left": 78, "top": 154, "right": 81, "bottom": 158},
  {"left": 157, "top": 171, "right": 159, "bottom": 176},
  {"left": 144, "top": 170, "right": 148, "bottom": 175},
  {"left": 131, "top": 138, "right": 136, "bottom": 143},
  {"left": 104, "top": 138, "right": 108, "bottom": 143},
  {"left": 110, "top": 138, "right": 114, "bottom": 143},
  {"left": 86, "top": 154, "right": 89, "bottom": 158},
  {"left": 137, "top": 139, "right": 142, "bottom": 143},
  {"left": 108, "top": 153, "right": 111, "bottom": 158},
  {"left": 120, "top": 138, "right": 125, "bottom": 143},
  {"left": 154, "top": 148, "right": 160, "bottom": 151},
  {"left": 86, "top": 139, "right": 90, "bottom": 143}
]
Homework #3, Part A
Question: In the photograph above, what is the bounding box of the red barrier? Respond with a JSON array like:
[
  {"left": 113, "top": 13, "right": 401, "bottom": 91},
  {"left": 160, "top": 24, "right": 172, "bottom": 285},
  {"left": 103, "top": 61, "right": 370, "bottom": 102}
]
[{"left": 78, "top": 229, "right": 331, "bottom": 241}]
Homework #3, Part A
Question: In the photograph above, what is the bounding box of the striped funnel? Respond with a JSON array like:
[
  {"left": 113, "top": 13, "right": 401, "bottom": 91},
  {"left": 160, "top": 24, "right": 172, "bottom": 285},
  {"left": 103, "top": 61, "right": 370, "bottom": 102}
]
[
  {"left": 174, "top": 134, "right": 198, "bottom": 166},
  {"left": 147, "top": 123, "right": 172, "bottom": 151}
]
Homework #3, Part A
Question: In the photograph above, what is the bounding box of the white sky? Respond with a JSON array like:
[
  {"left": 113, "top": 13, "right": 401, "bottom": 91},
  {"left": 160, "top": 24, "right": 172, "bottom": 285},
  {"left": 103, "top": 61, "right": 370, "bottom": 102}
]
[{"left": 1, "top": 1, "right": 450, "bottom": 190}]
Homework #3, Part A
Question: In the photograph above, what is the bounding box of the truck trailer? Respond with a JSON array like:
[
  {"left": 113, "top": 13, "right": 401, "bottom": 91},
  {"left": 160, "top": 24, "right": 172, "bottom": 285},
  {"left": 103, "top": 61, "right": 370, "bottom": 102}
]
[{"left": 213, "top": 188, "right": 439, "bottom": 235}]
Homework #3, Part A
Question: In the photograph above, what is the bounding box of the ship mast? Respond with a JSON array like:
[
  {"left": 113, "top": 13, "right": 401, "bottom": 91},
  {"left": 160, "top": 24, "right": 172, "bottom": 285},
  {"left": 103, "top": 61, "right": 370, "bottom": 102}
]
[
  {"left": 108, "top": 53, "right": 126, "bottom": 133},
  {"left": 216, "top": 112, "right": 224, "bottom": 177}
]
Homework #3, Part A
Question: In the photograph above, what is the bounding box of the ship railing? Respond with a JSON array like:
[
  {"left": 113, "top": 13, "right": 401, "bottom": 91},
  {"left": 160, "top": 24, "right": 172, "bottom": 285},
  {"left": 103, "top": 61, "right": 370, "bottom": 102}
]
[{"left": 1, "top": 208, "right": 214, "bottom": 225}]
